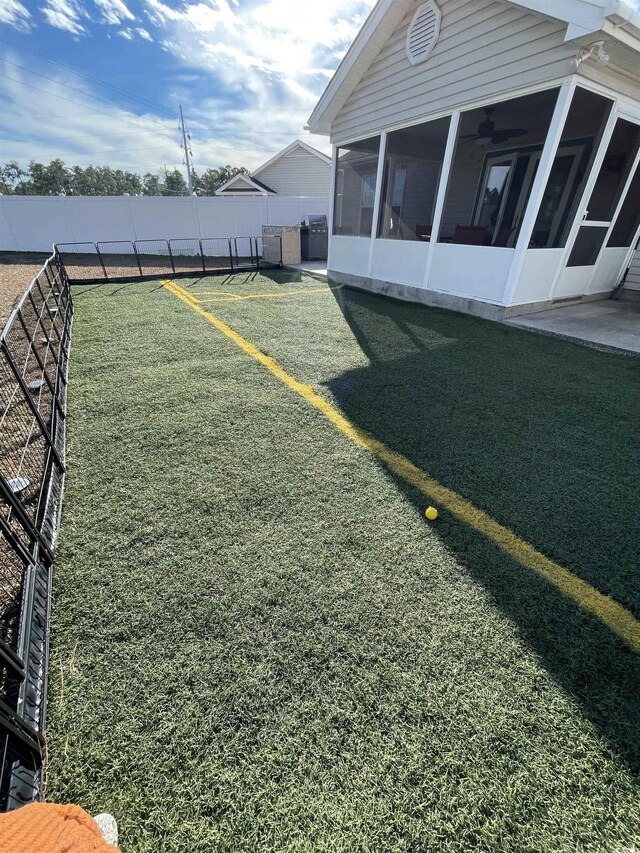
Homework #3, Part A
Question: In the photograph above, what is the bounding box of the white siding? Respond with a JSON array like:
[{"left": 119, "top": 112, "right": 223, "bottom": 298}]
[
  {"left": 254, "top": 146, "right": 331, "bottom": 196},
  {"left": 331, "top": 0, "right": 576, "bottom": 143},
  {"left": 625, "top": 248, "right": 640, "bottom": 292}
]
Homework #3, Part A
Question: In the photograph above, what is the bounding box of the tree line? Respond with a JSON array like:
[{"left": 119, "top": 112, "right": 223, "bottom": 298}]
[{"left": 0, "top": 159, "right": 250, "bottom": 197}]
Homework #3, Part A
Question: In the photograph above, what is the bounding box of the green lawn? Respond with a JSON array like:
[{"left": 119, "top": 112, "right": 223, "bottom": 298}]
[{"left": 46, "top": 271, "right": 640, "bottom": 852}]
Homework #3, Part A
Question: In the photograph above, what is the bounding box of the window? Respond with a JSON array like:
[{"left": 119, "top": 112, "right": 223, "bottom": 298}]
[
  {"left": 333, "top": 137, "right": 381, "bottom": 237},
  {"left": 392, "top": 169, "right": 407, "bottom": 206},
  {"left": 437, "top": 88, "right": 559, "bottom": 246},
  {"left": 475, "top": 158, "right": 515, "bottom": 232},
  {"left": 530, "top": 88, "right": 612, "bottom": 248},
  {"left": 361, "top": 173, "right": 376, "bottom": 207},
  {"left": 607, "top": 160, "right": 640, "bottom": 247},
  {"left": 584, "top": 119, "right": 640, "bottom": 222},
  {"left": 377, "top": 116, "right": 450, "bottom": 241}
]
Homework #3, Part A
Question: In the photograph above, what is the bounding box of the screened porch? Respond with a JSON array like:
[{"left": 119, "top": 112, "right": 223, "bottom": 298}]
[{"left": 330, "top": 80, "right": 640, "bottom": 314}]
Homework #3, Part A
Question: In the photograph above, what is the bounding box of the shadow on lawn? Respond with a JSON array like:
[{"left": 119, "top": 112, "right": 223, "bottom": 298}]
[
  {"left": 70, "top": 268, "right": 308, "bottom": 299},
  {"left": 328, "top": 285, "right": 640, "bottom": 773}
]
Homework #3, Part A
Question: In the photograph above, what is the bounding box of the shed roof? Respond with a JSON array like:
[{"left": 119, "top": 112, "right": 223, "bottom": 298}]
[
  {"left": 215, "top": 173, "right": 277, "bottom": 196},
  {"left": 216, "top": 140, "right": 330, "bottom": 195},
  {"left": 307, "top": 0, "right": 640, "bottom": 135}
]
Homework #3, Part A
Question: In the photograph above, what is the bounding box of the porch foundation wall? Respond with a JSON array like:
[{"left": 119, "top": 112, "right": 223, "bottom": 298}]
[
  {"left": 327, "top": 270, "right": 506, "bottom": 320},
  {"left": 328, "top": 269, "right": 614, "bottom": 321}
]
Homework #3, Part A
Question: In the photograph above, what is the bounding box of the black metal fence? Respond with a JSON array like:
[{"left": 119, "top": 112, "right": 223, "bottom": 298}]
[
  {"left": 55, "top": 235, "right": 283, "bottom": 284},
  {"left": 0, "top": 254, "right": 71, "bottom": 809}
]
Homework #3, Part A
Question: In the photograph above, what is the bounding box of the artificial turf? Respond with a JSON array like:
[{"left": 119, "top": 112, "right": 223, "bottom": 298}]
[{"left": 46, "top": 271, "right": 640, "bottom": 852}]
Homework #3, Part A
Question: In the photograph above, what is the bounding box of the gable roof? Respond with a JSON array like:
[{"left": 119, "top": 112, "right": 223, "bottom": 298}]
[
  {"left": 215, "top": 173, "right": 277, "bottom": 195},
  {"left": 251, "top": 139, "right": 331, "bottom": 178},
  {"left": 307, "top": 0, "right": 640, "bottom": 135}
]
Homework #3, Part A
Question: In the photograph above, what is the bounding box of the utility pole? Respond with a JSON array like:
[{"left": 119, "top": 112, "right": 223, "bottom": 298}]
[{"left": 179, "top": 105, "right": 193, "bottom": 194}]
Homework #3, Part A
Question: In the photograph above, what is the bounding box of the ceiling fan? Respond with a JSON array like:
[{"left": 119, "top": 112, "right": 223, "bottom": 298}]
[{"left": 461, "top": 107, "right": 527, "bottom": 146}]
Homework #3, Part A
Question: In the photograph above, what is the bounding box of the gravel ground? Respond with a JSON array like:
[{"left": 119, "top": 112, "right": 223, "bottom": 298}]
[{"left": 0, "top": 252, "right": 51, "bottom": 329}]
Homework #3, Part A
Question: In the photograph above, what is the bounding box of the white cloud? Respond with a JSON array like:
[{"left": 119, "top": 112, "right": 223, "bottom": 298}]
[
  {"left": 93, "top": 0, "right": 135, "bottom": 25},
  {"left": 40, "top": 0, "right": 87, "bottom": 34},
  {"left": 0, "top": 61, "right": 326, "bottom": 177},
  {"left": 0, "top": 0, "right": 31, "bottom": 30},
  {"left": 1, "top": 0, "right": 364, "bottom": 173},
  {"left": 0, "top": 67, "right": 184, "bottom": 172},
  {"left": 139, "top": 0, "right": 370, "bottom": 162},
  {"left": 118, "top": 25, "right": 152, "bottom": 40},
  {"left": 143, "top": 0, "right": 373, "bottom": 118}
]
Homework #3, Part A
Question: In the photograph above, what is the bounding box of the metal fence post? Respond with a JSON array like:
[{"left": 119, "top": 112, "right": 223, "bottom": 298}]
[
  {"left": 228, "top": 239, "right": 234, "bottom": 272},
  {"left": 167, "top": 240, "right": 176, "bottom": 274},
  {"left": 132, "top": 242, "right": 143, "bottom": 276},
  {"left": 198, "top": 239, "right": 206, "bottom": 274},
  {"left": 95, "top": 243, "right": 108, "bottom": 281}
]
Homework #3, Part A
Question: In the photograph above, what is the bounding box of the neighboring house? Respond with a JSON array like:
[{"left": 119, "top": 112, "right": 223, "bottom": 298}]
[
  {"left": 216, "top": 140, "right": 331, "bottom": 197},
  {"left": 307, "top": 0, "right": 640, "bottom": 318}
]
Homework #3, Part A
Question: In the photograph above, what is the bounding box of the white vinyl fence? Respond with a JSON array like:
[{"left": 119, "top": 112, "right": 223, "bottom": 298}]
[{"left": 0, "top": 195, "right": 329, "bottom": 252}]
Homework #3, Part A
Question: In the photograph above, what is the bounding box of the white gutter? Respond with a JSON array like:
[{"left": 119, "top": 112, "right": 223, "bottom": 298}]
[
  {"left": 565, "top": 0, "right": 640, "bottom": 40},
  {"left": 605, "top": 0, "right": 640, "bottom": 34}
]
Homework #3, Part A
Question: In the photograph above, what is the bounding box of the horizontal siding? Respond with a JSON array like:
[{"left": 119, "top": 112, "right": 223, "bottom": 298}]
[
  {"left": 350, "top": 1, "right": 531, "bottom": 87},
  {"left": 626, "top": 250, "right": 640, "bottom": 291},
  {"left": 332, "top": 0, "right": 576, "bottom": 142},
  {"left": 256, "top": 147, "right": 331, "bottom": 197}
]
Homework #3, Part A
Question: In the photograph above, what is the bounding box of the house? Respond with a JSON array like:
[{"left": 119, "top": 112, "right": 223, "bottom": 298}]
[
  {"left": 307, "top": 0, "right": 640, "bottom": 319},
  {"left": 216, "top": 139, "right": 331, "bottom": 198}
]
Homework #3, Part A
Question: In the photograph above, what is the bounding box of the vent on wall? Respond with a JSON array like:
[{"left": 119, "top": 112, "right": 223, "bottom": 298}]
[{"left": 406, "top": 1, "right": 441, "bottom": 65}]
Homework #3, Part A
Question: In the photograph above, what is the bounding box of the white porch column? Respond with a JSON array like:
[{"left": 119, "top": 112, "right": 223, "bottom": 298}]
[
  {"left": 327, "top": 144, "right": 337, "bottom": 271},
  {"left": 367, "top": 131, "right": 387, "bottom": 277},
  {"left": 501, "top": 79, "right": 576, "bottom": 307},
  {"left": 422, "top": 109, "right": 460, "bottom": 289}
]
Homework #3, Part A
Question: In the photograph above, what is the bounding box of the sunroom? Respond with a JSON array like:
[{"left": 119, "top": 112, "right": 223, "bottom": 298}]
[{"left": 308, "top": 0, "right": 640, "bottom": 319}]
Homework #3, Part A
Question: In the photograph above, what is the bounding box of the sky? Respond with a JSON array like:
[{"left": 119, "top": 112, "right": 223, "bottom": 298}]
[{"left": 0, "top": 0, "right": 375, "bottom": 176}]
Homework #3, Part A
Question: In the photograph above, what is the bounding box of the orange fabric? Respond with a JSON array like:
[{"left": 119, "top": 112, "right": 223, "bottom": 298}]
[{"left": 0, "top": 803, "right": 120, "bottom": 852}]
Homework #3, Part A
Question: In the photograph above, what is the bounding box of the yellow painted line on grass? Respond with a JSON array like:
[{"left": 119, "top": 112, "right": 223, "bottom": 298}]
[
  {"left": 193, "top": 285, "right": 341, "bottom": 304},
  {"left": 184, "top": 290, "right": 246, "bottom": 299},
  {"left": 163, "top": 278, "right": 640, "bottom": 652}
]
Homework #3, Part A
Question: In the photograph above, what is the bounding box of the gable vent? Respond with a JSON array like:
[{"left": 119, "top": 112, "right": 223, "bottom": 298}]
[{"left": 406, "top": 1, "right": 441, "bottom": 65}]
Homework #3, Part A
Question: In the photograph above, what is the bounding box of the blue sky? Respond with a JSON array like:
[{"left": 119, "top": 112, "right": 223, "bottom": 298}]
[{"left": 0, "top": 0, "right": 374, "bottom": 174}]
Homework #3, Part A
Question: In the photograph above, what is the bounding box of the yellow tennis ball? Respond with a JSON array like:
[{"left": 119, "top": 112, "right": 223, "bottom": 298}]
[{"left": 425, "top": 506, "right": 438, "bottom": 521}]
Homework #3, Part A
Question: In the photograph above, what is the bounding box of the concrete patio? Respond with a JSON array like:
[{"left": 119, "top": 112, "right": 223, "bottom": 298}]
[
  {"left": 506, "top": 299, "right": 640, "bottom": 355},
  {"left": 288, "top": 261, "right": 328, "bottom": 277}
]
